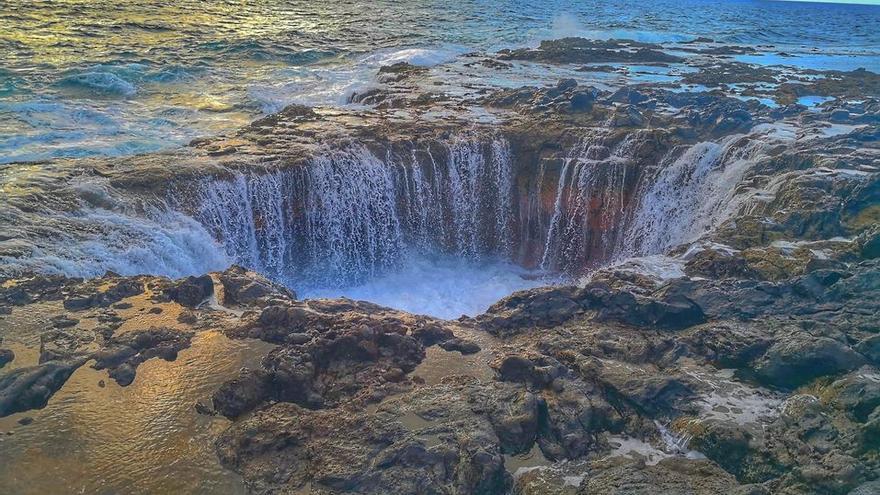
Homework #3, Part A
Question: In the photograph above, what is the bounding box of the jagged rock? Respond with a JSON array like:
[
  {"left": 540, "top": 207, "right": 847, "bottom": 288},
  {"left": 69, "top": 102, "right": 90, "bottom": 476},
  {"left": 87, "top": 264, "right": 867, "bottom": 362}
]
[
  {"left": 679, "top": 322, "right": 772, "bottom": 368},
  {"left": 50, "top": 315, "right": 79, "bottom": 328},
  {"left": 499, "top": 38, "right": 682, "bottom": 65},
  {"left": 215, "top": 307, "right": 426, "bottom": 416},
  {"left": 484, "top": 79, "right": 599, "bottom": 114},
  {"left": 495, "top": 355, "right": 565, "bottom": 389},
  {"left": 608, "top": 105, "right": 645, "bottom": 127},
  {"left": 39, "top": 327, "right": 95, "bottom": 363},
  {"left": 245, "top": 104, "right": 318, "bottom": 130},
  {"left": 438, "top": 338, "right": 481, "bottom": 355},
  {"left": 412, "top": 323, "right": 454, "bottom": 346},
  {"left": 218, "top": 265, "right": 295, "bottom": 307},
  {"left": 753, "top": 329, "right": 868, "bottom": 389},
  {"left": 91, "top": 327, "right": 194, "bottom": 386},
  {"left": 63, "top": 277, "right": 143, "bottom": 311},
  {"left": 581, "top": 457, "right": 746, "bottom": 494},
  {"left": 607, "top": 87, "right": 651, "bottom": 105},
  {"left": 856, "top": 335, "right": 880, "bottom": 364},
  {"left": 216, "top": 380, "right": 518, "bottom": 495},
  {"left": 212, "top": 368, "right": 272, "bottom": 419},
  {"left": 850, "top": 480, "right": 880, "bottom": 495}
]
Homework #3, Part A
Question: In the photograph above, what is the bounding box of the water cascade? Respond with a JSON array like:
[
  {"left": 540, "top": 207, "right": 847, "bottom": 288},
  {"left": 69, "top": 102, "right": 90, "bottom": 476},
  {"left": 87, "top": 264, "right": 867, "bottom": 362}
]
[
  {"left": 190, "top": 136, "right": 515, "bottom": 287},
  {"left": 0, "top": 127, "right": 787, "bottom": 317}
]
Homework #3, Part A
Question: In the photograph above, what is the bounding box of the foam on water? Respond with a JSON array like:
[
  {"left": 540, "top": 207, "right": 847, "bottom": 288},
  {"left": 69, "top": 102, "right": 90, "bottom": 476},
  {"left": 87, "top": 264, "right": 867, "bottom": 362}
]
[
  {"left": 299, "top": 254, "right": 544, "bottom": 319},
  {"left": 248, "top": 45, "right": 465, "bottom": 112}
]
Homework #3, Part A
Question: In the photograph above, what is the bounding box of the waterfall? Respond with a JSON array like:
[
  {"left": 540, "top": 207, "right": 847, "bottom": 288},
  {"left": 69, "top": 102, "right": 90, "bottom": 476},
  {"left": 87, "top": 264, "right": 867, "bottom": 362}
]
[
  {"left": 540, "top": 127, "right": 782, "bottom": 273},
  {"left": 305, "top": 145, "right": 404, "bottom": 282},
  {"left": 194, "top": 170, "right": 297, "bottom": 283},
  {"left": 190, "top": 128, "right": 777, "bottom": 285},
  {"left": 190, "top": 135, "right": 515, "bottom": 286},
  {"left": 621, "top": 132, "right": 771, "bottom": 258},
  {"left": 2, "top": 125, "right": 793, "bottom": 293},
  {"left": 540, "top": 131, "right": 634, "bottom": 272}
]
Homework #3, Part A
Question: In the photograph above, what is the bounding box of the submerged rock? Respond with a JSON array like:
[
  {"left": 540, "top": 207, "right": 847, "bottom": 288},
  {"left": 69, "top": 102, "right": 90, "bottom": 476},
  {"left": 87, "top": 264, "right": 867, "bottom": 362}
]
[
  {"left": 0, "top": 359, "right": 86, "bottom": 417},
  {"left": 0, "top": 349, "right": 13, "bottom": 368}
]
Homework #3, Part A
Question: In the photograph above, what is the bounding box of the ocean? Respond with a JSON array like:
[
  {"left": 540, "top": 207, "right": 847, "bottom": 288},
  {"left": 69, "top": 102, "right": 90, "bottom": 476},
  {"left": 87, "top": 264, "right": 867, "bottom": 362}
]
[{"left": 2, "top": 0, "right": 879, "bottom": 163}]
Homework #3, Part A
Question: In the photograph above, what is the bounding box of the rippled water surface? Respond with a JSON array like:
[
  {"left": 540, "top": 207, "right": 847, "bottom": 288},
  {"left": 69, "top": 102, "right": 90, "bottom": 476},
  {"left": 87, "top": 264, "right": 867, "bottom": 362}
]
[
  {"left": 2, "top": 0, "right": 879, "bottom": 162},
  {"left": 0, "top": 302, "right": 274, "bottom": 494}
]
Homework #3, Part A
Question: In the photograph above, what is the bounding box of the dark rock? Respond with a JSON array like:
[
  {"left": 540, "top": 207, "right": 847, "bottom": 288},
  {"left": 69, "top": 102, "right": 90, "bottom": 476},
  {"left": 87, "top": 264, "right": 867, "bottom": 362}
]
[
  {"left": 500, "top": 38, "right": 683, "bottom": 65},
  {"left": 177, "top": 310, "right": 197, "bottom": 324},
  {"left": 91, "top": 327, "right": 194, "bottom": 386},
  {"left": 412, "top": 324, "right": 454, "bottom": 346},
  {"left": 194, "top": 401, "right": 216, "bottom": 416},
  {"left": 219, "top": 265, "right": 295, "bottom": 306},
  {"left": 212, "top": 368, "right": 272, "bottom": 419},
  {"left": 850, "top": 480, "right": 880, "bottom": 495},
  {"left": 608, "top": 104, "right": 645, "bottom": 127},
  {"left": 607, "top": 87, "right": 650, "bottom": 105},
  {"left": 753, "top": 331, "right": 868, "bottom": 388},
  {"left": 581, "top": 457, "right": 744, "bottom": 494},
  {"left": 217, "top": 308, "right": 425, "bottom": 416},
  {"left": 246, "top": 104, "right": 318, "bottom": 130},
  {"left": 0, "top": 359, "right": 86, "bottom": 417},
  {"left": 495, "top": 355, "right": 564, "bottom": 389},
  {"left": 216, "top": 380, "right": 519, "bottom": 495},
  {"left": 63, "top": 278, "right": 143, "bottom": 311},
  {"left": 166, "top": 274, "right": 214, "bottom": 308},
  {"left": 50, "top": 315, "right": 79, "bottom": 328},
  {"left": 39, "top": 327, "right": 95, "bottom": 363},
  {"left": 109, "top": 363, "right": 136, "bottom": 386},
  {"left": 859, "top": 228, "right": 880, "bottom": 259},
  {"left": 438, "top": 338, "right": 481, "bottom": 355},
  {"left": 0, "top": 349, "right": 13, "bottom": 368},
  {"left": 856, "top": 335, "right": 880, "bottom": 364}
]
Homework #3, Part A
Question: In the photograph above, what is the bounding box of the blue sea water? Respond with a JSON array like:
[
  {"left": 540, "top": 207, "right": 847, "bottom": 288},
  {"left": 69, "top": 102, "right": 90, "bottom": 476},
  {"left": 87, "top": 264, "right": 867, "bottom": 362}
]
[{"left": 1, "top": 0, "right": 879, "bottom": 163}]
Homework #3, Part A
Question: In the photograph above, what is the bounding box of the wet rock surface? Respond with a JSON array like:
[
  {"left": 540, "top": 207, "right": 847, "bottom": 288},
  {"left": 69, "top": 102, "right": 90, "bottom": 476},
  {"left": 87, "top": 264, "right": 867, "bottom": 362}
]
[{"left": 498, "top": 38, "right": 683, "bottom": 65}]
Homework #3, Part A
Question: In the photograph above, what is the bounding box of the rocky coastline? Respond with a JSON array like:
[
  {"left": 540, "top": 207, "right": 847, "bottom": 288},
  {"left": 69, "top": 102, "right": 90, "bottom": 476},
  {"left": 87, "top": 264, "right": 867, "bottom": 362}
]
[{"left": 1, "top": 37, "right": 879, "bottom": 494}]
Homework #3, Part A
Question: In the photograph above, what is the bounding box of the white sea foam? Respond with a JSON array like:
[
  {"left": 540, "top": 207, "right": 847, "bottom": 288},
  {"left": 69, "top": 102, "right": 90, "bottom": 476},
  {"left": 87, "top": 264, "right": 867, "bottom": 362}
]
[
  {"left": 59, "top": 72, "right": 137, "bottom": 96},
  {"left": 366, "top": 46, "right": 466, "bottom": 67},
  {"left": 0, "top": 208, "right": 230, "bottom": 279},
  {"left": 298, "top": 254, "right": 544, "bottom": 319}
]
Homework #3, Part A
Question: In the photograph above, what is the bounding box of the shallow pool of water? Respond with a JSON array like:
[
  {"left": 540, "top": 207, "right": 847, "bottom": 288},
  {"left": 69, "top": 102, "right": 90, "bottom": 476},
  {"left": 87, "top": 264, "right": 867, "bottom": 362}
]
[{"left": 0, "top": 328, "right": 274, "bottom": 495}]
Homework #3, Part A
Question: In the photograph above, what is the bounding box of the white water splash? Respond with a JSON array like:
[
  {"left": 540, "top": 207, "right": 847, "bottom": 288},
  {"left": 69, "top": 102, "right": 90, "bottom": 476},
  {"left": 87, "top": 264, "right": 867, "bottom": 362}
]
[
  {"left": 0, "top": 207, "right": 229, "bottom": 279},
  {"left": 299, "top": 253, "right": 542, "bottom": 319},
  {"left": 622, "top": 134, "right": 768, "bottom": 257}
]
